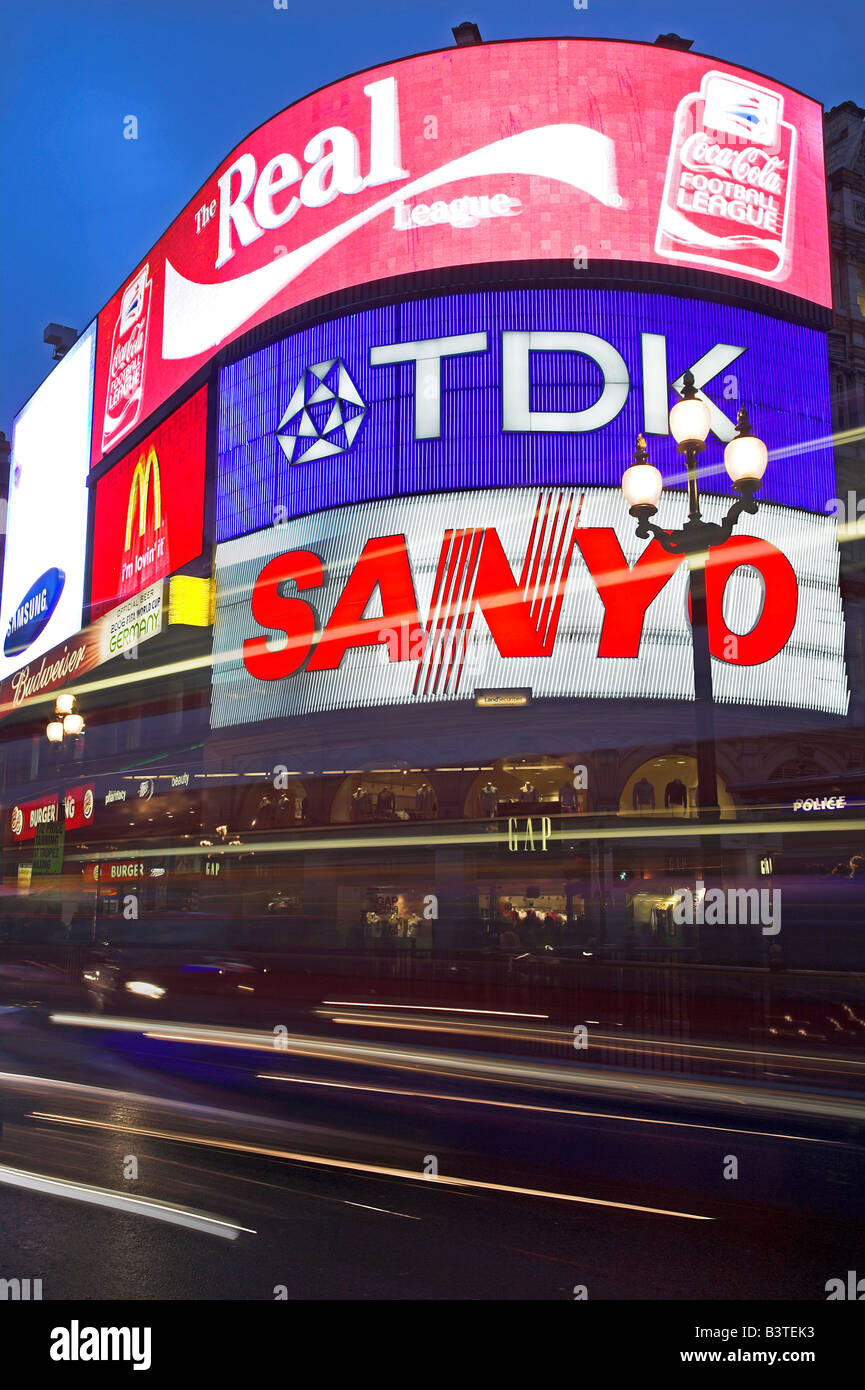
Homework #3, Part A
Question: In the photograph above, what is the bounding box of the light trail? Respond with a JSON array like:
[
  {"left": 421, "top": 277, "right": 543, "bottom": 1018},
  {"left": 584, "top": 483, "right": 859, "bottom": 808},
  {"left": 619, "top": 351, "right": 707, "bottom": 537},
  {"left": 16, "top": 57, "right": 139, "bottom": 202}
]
[
  {"left": 343, "top": 1202, "right": 420, "bottom": 1219},
  {"left": 316, "top": 1007, "right": 865, "bottom": 1073},
  {"left": 29, "top": 1112, "right": 712, "bottom": 1221},
  {"left": 256, "top": 1073, "right": 838, "bottom": 1144},
  {"left": 46, "top": 1014, "right": 865, "bottom": 1123},
  {"left": 58, "top": 814, "right": 865, "bottom": 864},
  {"left": 0, "top": 1160, "right": 256, "bottom": 1239},
  {"left": 321, "top": 1001, "right": 549, "bottom": 1019}
]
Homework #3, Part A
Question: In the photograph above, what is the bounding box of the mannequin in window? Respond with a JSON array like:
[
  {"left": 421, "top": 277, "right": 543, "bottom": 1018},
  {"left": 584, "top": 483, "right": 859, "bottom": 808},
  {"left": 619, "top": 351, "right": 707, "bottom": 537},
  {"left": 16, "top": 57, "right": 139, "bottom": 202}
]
[
  {"left": 664, "top": 778, "right": 688, "bottom": 811},
  {"left": 632, "top": 777, "right": 655, "bottom": 811},
  {"left": 377, "top": 786, "right": 396, "bottom": 817},
  {"left": 559, "top": 781, "right": 578, "bottom": 813},
  {"left": 416, "top": 782, "right": 437, "bottom": 818},
  {"left": 251, "top": 793, "right": 276, "bottom": 829},
  {"left": 519, "top": 780, "right": 535, "bottom": 804},
  {"left": 479, "top": 781, "right": 499, "bottom": 817},
  {"left": 351, "top": 785, "right": 372, "bottom": 822}
]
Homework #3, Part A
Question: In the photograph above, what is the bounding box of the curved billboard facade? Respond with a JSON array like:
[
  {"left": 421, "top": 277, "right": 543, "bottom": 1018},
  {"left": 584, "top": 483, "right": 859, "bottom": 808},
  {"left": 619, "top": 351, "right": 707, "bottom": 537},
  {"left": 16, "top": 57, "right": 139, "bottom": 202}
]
[
  {"left": 92, "top": 38, "right": 831, "bottom": 467},
  {"left": 211, "top": 485, "right": 847, "bottom": 726},
  {"left": 215, "top": 287, "right": 835, "bottom": 536}
]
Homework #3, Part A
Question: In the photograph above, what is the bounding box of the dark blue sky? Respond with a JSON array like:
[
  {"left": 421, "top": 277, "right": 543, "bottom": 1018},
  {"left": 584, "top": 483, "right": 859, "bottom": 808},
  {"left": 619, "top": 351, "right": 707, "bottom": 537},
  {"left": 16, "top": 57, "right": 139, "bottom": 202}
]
[{"left": 1, "top": 0, "right": 862, "bottom": 431}]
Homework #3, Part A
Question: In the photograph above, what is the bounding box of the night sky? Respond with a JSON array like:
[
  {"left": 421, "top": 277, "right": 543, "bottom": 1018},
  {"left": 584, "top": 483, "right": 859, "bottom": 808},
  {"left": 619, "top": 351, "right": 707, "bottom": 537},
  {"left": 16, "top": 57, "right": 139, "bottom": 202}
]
[{"left": 1, "top": 0, "right": 862, "bottom": 431}]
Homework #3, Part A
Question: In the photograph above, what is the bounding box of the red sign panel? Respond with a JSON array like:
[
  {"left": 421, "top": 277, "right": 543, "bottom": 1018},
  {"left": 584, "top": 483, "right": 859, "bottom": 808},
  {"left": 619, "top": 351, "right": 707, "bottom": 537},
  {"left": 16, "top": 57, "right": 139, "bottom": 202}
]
[
  {"left": 90, "top": 387, "right": 207, "bottom": 619},
  {"left": 10, "top": 785, "right": 95, "bottom": 841},
  {"left": 92, "top": 39, "right": 831, "bottom": 465},
  {"left": 83, "top": 860, "right": 146, "bottom": 884}
]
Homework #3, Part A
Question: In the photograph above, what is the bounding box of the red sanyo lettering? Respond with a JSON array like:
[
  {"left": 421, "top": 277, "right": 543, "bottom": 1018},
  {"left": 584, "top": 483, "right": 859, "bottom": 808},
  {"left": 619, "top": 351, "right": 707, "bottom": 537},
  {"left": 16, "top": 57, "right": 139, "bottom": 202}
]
[
  {"left": 697, "top": 534, "right": 798, "bottom": 663},
  {"left": 242, "top": 550, "right": 323, "bottom": 679},
  {"left": 573, "top": 531, "right": 684, "bottom": 657},
  {"left": 469, "top": 529, "right": 561, "bottom": 657},
  {"left": 307, "top": 536, "right": 420, "bottom": 672},
  {"left": 241, "top": 527, "right": 799, "bottom": 679}
]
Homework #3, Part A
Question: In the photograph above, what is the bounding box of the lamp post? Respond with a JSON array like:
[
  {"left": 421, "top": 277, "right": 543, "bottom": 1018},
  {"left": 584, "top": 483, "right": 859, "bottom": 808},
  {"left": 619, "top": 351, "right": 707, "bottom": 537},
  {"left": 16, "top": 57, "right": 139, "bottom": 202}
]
[
  {"left": 45, "top": 694, "right": 86, "bottom": 817},
  {"left": 46, "top": 693, "right": 85, "bottom": 749},
  {"left": 621, "top": 370, "right": 768, "bottom": 817}
]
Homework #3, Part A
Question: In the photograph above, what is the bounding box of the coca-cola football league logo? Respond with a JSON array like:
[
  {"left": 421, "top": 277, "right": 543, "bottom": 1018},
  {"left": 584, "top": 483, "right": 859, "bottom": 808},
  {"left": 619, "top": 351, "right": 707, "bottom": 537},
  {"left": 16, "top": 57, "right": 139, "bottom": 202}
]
[
  {"left": 655, "top": 72, "right": 796, "bottom": 282},
  {"left": 102, "top": 264, "right": 153, "bottom": 454}
]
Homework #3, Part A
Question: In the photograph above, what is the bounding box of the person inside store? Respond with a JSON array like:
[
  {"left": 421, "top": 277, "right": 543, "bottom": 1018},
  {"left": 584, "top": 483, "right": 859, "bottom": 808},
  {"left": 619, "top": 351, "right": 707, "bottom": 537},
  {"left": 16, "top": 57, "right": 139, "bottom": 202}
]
[
  {"left": 520, "top": 905, "right": 545, "bottom": 951},
  {"left": 497, "top": 921, "right": 522, "bottom": 951}
]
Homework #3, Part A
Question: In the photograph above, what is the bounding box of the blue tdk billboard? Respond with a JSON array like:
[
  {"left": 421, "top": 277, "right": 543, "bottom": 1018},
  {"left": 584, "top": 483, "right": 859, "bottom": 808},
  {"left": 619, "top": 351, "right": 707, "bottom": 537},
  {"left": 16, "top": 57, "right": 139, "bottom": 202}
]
[{"left": 216, "top": 287, "right": 835, "bottom": 540}]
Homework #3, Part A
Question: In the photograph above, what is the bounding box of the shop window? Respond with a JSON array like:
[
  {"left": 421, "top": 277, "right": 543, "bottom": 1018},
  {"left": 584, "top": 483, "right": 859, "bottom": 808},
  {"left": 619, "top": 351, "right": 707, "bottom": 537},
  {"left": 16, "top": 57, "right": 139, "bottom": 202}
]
[
  {"left": 331, "top": 772, "right": 437, "bottom": 824},
  {"left": 465, "top": 756, "right": 588, "bottom": 818},
  {"left": 619, "top": 755, "right": 735, "bottom": 820}
]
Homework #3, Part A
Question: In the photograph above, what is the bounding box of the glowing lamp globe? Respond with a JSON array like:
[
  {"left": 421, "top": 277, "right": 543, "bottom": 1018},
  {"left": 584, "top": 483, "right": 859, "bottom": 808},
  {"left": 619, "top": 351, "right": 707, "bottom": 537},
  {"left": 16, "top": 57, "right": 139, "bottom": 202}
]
[
  {"left": 622, "top": 463, "right": 663, "bottom": 511},
  {"left": 724, "top": 433, "right": 768, "bottom": 487},
  {"left": 669, "top": 395, "right": 711, "bottom": 449}
]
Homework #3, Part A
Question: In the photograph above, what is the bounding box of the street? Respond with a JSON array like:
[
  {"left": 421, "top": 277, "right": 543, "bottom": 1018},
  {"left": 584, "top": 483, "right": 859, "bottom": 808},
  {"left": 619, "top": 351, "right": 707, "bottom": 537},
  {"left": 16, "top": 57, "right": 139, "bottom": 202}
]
[{"left": 1, "top": 1002, "right": 863, "bottom": 1300}]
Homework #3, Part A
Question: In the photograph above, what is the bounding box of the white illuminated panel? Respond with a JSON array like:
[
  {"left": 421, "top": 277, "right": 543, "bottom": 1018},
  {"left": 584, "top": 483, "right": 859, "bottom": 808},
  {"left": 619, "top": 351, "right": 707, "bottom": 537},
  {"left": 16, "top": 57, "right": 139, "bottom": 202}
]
[
  {"left": 0, "top": 324, "right": 96, "bottom": 680},
  {"left": 211, "top": 486, "right": 848, "bottom": 727}
]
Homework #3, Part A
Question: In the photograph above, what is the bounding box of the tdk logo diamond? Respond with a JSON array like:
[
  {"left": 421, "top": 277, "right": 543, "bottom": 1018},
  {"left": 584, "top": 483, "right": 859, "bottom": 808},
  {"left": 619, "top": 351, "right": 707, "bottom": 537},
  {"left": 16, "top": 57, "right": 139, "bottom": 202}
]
[{"left": 276, "top": 359, "right": 368, "bottom": 463}]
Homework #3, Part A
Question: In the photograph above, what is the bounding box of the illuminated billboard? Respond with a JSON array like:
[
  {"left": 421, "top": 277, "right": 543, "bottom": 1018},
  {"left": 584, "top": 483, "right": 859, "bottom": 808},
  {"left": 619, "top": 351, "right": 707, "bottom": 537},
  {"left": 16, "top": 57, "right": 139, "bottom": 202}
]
[
  {"left": 90, "top": 387, "right": 207, "bottom": 620},
  {"left": 0, "top": 323, "right": 96, "bottom": 683},
  {"left": 94, "top": 39, "right": 831, "bottom": 466},
  {"left": 9, "top": 785, "right": 95, "bottom": 842},
  {"left": 210, "top": 486, "right": 848, "bottom": 727},
  {"left": 216, "top": 288, "right": 834, "bottom": 538}
]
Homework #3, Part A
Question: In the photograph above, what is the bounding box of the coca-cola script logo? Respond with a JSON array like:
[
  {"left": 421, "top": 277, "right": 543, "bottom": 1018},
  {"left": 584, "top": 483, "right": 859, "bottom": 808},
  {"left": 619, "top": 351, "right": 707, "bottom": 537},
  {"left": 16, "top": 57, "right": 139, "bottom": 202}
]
[
  {"left": 678, "top": 135, "right": 786, "bottom": 195},
  {"left": 102, "top": 265, "right": 153, "bottom": 454}
]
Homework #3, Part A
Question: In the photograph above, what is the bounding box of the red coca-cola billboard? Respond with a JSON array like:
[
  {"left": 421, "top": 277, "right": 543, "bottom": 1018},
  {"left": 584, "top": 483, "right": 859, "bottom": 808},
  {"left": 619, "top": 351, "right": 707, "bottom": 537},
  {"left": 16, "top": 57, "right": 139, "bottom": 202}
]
[
  {"left": 92, "top": 39, "right": 831, "bottom": 466},
  {"left": 90, "top": 387, "right": 207, "bottom": 619}
]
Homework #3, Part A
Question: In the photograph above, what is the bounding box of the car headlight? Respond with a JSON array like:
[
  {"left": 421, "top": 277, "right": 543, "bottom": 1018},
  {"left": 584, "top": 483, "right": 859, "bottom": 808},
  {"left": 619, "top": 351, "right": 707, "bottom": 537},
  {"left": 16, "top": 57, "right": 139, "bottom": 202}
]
[{"left": 125, "top": 981, "right": 166, "bottom": 1000}]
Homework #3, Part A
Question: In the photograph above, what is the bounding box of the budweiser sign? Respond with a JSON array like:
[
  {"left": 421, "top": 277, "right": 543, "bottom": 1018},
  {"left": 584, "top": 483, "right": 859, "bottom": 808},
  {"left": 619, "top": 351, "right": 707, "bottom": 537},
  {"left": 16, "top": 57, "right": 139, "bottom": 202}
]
[
  {"left": 2, "top": 636, "right": 95, "bottom": 714},
  {"left": 0, "top": 585, "right": 165, "bottom": 719}
]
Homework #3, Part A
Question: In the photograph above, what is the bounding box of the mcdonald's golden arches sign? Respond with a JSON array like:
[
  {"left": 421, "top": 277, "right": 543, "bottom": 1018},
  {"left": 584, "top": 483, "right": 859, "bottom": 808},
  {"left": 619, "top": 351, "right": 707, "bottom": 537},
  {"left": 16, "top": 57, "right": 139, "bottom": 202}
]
[{"left": 90, "top": 387, "right": 207, "bottom": 619}]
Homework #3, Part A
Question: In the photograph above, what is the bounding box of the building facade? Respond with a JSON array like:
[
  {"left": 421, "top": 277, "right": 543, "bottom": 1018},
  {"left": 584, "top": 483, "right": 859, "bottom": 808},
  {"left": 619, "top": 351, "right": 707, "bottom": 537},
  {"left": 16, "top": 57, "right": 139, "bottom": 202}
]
[{"left": 1, "top": 36, "right": 862, "bottom": 976}]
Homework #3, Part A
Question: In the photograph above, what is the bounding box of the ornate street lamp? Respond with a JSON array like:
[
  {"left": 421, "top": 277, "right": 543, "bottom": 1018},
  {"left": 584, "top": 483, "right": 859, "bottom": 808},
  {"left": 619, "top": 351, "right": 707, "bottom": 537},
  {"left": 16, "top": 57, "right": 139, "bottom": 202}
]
[
  {"left": 45, "top": 694, "right": 85, "bottom": 746},
  {"left": 621, "top": 371, "right": 768, "bottom": 816}
]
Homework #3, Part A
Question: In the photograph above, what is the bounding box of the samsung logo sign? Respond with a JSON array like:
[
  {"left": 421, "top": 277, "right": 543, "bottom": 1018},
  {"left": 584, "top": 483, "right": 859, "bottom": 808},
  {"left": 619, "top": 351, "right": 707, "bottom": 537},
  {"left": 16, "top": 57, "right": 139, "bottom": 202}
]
[{"left": 4, "top": 568, "right": 65, "bottom": 658}]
